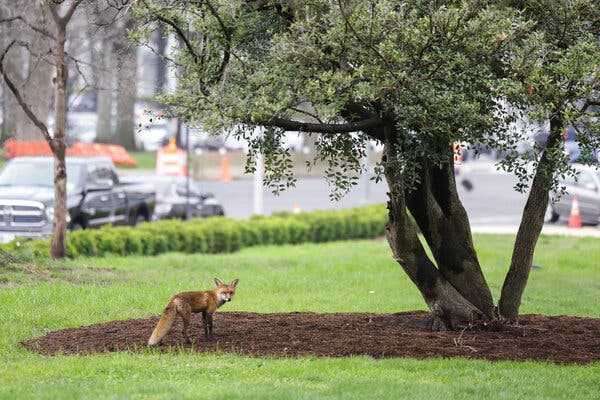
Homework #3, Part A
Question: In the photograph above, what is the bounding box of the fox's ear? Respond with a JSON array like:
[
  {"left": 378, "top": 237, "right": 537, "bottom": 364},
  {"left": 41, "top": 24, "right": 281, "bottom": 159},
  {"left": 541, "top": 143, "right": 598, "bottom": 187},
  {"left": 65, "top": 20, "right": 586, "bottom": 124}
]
[
  {"left": 230, "top": 278, "right": 239, "bottom": 287},
  {"left": 214, "top": 278, "right": 224, "bottom": 286}
]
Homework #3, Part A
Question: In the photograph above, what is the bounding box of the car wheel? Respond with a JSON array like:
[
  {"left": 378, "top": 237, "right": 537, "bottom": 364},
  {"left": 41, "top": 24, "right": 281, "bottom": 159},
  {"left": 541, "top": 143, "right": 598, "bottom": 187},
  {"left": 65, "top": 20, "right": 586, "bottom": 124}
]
[
  {"left": 130, "top": 212, "right": 147, "bottom": 226},
  {"left": 544, "top": 204, "right": 559, "bottom": 223}
]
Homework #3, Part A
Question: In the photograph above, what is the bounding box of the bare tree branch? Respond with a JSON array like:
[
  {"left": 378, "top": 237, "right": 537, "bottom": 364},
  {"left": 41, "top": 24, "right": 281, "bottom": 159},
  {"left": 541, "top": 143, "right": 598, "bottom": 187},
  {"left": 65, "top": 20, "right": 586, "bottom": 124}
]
[
  {"left": 62, "top": 0, "right": 85, "bottom": 24},
  {"left": 47, "top": 0, "right": 85, "bottom": 28},
  {"left": 0, "top": 16, "right": 57, "bottom": 40},
  {"left": 0, "top": 40, "right": 55, "bottom": 150},
  {"left": 47, "top": 1, "right": 63, "bottom": 26}
]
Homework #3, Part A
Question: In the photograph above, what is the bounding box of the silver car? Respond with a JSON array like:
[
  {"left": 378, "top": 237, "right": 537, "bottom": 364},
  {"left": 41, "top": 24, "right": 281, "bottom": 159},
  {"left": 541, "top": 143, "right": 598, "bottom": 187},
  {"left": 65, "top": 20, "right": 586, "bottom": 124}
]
[{"left": 546, "top": 164, "right": 600, "bottom": 225}]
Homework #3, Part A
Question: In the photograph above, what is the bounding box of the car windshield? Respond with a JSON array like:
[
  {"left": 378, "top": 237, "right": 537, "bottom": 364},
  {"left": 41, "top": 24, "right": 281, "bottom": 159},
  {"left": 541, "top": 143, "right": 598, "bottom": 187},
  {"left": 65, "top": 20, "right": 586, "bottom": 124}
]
[{"left": 0, "top": 160, "right": 83, "bottom": 191}]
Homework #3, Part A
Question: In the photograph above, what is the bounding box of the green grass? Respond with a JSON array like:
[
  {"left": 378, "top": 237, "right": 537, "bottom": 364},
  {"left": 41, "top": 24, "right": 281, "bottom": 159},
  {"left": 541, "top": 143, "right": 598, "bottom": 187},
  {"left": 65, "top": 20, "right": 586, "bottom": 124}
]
[
  {"left": 128, "top": 151, "right": 156, "bottom": 170},
  {"left": 1, "top": 235, "right": 599, "bottom": 399}
]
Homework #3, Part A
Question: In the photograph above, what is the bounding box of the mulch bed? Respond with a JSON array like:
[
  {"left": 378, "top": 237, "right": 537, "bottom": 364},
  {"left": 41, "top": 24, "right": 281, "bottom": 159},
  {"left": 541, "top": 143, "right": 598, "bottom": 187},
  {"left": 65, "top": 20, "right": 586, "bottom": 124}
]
[{"left": 22, "top": 311, "right": 600, "bottom": 364}]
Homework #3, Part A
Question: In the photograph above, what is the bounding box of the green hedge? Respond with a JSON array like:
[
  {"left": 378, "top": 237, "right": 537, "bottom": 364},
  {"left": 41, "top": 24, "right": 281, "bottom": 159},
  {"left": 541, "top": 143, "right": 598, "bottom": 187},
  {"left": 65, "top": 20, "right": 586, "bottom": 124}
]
[{"left": 2, "top": 204, "right": 387, "bottom": 259}]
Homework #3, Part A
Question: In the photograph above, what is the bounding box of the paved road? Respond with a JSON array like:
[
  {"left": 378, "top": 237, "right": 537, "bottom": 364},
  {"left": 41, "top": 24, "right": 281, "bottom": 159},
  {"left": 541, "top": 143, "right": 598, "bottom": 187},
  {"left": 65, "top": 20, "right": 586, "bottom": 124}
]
[
  {"left": 187, "top": 162, "right": 527, "bottom": 223},
  {"left": 122, "top": 161, "right": 599, "bottom": 236}
]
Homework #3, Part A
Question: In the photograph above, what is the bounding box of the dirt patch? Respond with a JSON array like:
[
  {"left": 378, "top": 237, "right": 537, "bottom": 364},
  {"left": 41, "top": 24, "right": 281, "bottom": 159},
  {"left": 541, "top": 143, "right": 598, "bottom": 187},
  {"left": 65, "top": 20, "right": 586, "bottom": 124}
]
[{"left": 22, "top": 312, "right": 600, "bottom": 364}]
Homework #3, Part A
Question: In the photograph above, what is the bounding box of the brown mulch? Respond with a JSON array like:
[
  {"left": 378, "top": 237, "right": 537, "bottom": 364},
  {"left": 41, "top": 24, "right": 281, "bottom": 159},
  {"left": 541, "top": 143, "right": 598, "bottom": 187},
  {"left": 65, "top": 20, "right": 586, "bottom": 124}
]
[{"left": 22, "top": 312, "right": 600, "bottom": 364}]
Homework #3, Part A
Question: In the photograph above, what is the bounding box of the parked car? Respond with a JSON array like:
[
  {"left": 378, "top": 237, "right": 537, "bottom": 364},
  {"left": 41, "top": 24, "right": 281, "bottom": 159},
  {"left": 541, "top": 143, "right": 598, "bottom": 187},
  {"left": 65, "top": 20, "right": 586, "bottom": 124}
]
[
  {"left": 175, "top": 180, "right": 225, "bottom": 218},
  {"left": 120, "top": 175, "right": 225, "bottom": 220},
  {"left": 182, "top": 125, "right": 247, "bottom": 151},
  {"left": 546, "top": 164, "right": 600, "bottom": 225},
  {"left": 0, "top": 157, "right": 156, "bottom": 242}
]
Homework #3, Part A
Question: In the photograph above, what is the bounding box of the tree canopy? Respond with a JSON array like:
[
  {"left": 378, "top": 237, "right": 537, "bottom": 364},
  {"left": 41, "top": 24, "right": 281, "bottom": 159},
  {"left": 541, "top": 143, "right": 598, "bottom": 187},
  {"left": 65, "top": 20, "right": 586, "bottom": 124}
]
[{"left": 135, "top": 0, "right": 597, "bottom": 191}]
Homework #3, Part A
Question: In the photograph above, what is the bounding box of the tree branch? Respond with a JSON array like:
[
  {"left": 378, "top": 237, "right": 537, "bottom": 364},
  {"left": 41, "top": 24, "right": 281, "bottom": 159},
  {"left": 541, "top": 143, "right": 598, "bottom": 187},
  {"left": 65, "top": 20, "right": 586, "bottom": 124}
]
[
  {"left": 265, "top": 116, "right": 384, "bottom": 134},
  {"left": 141, "top": 0, "right": 200, "bottom": 63},
  {"left": 204, "top": 0, "right": 232, "bottom": 84},
  {"left": 47, "top": 0, "right": 85, "bottom": 27},
  {"left": 288, "top": 106, "right": 324, "bottom": 124},
  {"left": 0, "top": 16, "right": 57, "bottom": 40},
  {"left": 0, "top": 41, "right": 55, "bottom": 150},
  {"left": 63, "top": 0, "right": 85, "bottom": 24},
  {"left": 47, "top": 2, "right": 63, "bottom": 26}
]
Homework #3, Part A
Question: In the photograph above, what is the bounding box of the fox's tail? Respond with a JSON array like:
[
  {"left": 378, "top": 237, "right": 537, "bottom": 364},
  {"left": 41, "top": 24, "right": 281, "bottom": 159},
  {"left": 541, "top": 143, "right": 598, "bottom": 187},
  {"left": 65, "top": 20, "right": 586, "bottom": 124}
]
[{"left": 147, "top": 303, "right": 177, "bottom": 346}]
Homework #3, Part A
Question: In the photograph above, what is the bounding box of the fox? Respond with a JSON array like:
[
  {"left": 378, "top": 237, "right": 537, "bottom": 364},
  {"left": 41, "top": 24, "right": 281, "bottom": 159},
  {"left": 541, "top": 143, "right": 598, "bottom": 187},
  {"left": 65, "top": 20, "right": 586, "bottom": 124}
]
[{"left": 147, "top": 278, "right": 239, "bottom": 346}]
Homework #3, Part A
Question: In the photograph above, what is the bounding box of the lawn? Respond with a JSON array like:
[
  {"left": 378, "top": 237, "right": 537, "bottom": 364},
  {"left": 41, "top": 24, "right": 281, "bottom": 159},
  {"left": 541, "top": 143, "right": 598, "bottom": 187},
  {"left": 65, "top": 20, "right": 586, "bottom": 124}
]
[
  {"left": 128, "top": 151, "right": 157, "bottom": 170},
  {"left": 0, "top": 235, "right": 599, "bottom": 399}
]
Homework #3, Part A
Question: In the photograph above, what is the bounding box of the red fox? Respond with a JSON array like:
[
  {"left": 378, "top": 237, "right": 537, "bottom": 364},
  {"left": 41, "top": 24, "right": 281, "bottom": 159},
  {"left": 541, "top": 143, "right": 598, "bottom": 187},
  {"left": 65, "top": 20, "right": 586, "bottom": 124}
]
[{"left": 147, "top": 278, "right": 239, "bottom": 346}]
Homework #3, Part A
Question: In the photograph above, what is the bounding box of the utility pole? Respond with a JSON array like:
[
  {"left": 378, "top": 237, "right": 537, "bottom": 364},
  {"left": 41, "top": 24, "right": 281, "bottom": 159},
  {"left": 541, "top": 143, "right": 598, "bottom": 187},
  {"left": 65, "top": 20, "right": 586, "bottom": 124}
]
[{"left": 253, "top": 152, "right": 264, "bottom": 215}]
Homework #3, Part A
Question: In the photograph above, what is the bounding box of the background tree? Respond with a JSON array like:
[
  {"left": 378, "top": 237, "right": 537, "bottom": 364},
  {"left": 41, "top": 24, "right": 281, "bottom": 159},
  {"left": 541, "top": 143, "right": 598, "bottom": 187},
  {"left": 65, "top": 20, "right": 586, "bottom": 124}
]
[
  {"left": 0, "top": 2, "right": 54, "bottom": 141},
  {"left": 135, "top": 0, "right": 599, "bottom": 328},
  {"left": 0, "top": 1, "right": 85, "bottom": 258},
  {"left": 86, "top": 0, "right": 117, "bottom": 143},
  {"left": 0, "top": 0, "right": 130, "bottom": 258},
  {"left": 114, "top": 13, "right": 138, "bottom": 151}
]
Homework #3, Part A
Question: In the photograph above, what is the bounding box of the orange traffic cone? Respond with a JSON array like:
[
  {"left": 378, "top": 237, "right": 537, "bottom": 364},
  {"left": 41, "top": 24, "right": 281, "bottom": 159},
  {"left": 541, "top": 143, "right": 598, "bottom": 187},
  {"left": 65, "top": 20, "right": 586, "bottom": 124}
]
[
  {"left": 219, "top": 153, "right": 232, "bottom": 183},
  {"left": 165, "top": 137, "right": 178, "bottom": 152},
  {"left": 568, "top": 196, "right": 582, "bottom": 229}
]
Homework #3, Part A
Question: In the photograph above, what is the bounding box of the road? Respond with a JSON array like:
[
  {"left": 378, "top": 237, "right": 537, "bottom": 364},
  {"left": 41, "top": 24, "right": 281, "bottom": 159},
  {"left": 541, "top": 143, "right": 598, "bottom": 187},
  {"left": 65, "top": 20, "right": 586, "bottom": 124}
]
[{"left": 187, "top": 162, "right": 528, "bottom": 224}]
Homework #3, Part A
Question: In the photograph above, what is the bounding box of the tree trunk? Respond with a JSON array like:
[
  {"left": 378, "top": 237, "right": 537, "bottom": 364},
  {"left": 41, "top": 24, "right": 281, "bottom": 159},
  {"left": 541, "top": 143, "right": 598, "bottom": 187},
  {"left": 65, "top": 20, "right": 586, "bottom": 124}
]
[
  {"left": 50, "top": 26, "right": 68, "bottom": 259},
  {"left": 498, "top": 115, "right": 564, "bottom": 321},
  {"left": 95, "top": 39, "right": 114, "bottom": 143},
  {"left": 0, "top": 20, "right": 16, "bottom": 141},
  {"left": 1, "top": 76, "right": 17, "bottom": 141},
  {"left": 405, "top": 156, "right": 496, "bottom": 319},
  {"left": 17, "top": 9, "right": 53, "bottom": 140},
  {"left": 114, "top": 19, "right": 138, "bottom": 151},
  {"left": 383, "top": 124, "right": 485, "bottom": 330},
  {"left": 154, "top": 25, "right": 167, "bottom": 95}
]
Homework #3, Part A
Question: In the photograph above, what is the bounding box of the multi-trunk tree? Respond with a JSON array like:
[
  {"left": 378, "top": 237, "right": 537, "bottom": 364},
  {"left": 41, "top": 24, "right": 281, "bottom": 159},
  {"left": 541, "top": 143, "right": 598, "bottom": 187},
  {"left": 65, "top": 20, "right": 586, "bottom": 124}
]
[{"left": 136, "top": 0, "right": 599, "bottom": 328}]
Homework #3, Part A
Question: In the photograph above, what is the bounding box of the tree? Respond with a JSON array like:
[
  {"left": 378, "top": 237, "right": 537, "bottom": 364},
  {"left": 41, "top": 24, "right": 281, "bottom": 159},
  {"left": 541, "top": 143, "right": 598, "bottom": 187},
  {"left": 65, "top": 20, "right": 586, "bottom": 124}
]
[
  {"left": 85, "top": 0, "right": 136, "bottom": 144},
  {"left": 0, "top": 0, "right": 131, "bottom": 258},
  {"left": 87, "top": 0, "right": 117, "bottom": 143},
  {"left": 497, "top": 0, "right": 600, "bottom": 319},
  {"left": 0, "top": 2, "right": 54, "bottom": 141},
  {"left": 153, "top": 25, "right": 169, "bottom": 95},
  {"left": 0, "top": 1, "right": 86, "bottom": 258},
  {"left": 114, "top": 13, "right": 138, "bottom": 150},
  {"left": 135, "top": 0, "right": 599, "bottom": 328}
]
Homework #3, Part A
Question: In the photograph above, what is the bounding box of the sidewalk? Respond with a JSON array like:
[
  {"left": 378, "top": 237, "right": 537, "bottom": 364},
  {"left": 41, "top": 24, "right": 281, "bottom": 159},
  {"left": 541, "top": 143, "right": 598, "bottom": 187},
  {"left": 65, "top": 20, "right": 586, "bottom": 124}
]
[{"left": 471, "top": 224, "right": 600, "bottom": 237}]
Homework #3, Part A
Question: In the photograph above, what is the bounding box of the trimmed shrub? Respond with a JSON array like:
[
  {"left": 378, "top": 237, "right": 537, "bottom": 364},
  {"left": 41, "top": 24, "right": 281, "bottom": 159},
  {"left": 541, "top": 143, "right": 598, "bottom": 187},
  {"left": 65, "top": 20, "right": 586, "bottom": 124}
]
[{"left": 0, "top": 204, "right": 387, "bottom": 259}]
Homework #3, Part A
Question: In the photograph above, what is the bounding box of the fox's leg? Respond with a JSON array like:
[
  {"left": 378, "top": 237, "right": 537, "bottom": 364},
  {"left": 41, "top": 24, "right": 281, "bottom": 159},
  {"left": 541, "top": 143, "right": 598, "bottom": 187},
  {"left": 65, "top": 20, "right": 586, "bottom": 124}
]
[
  {"left": 206, "top": 313, "right": 214, "bottom": 339},
  {"left": 177, "top": 303, "right": 192, "bottom": 344},
  {"left": 202, "top": 312, "right": 209, "bottom": 339}
]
